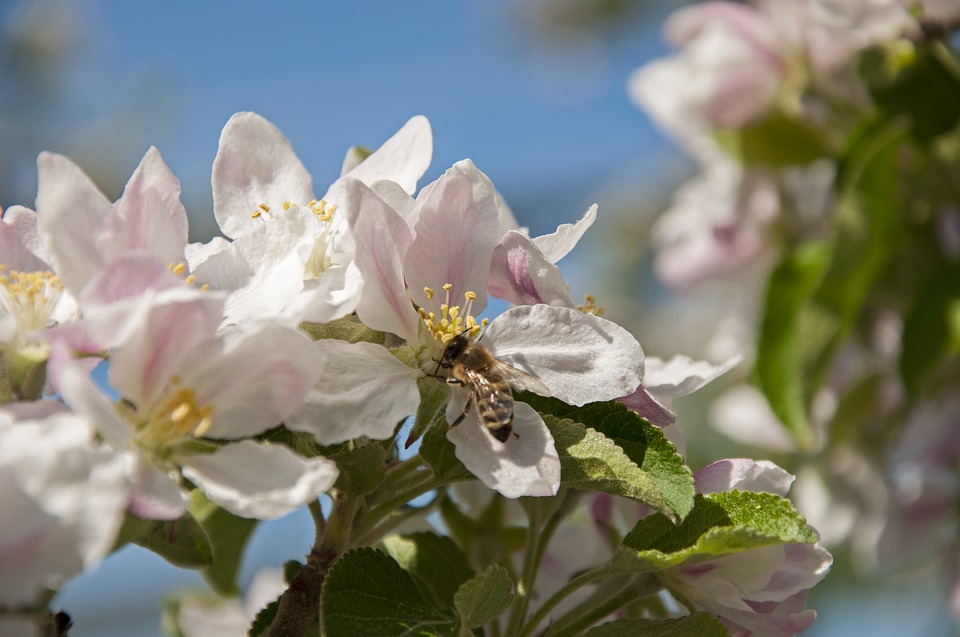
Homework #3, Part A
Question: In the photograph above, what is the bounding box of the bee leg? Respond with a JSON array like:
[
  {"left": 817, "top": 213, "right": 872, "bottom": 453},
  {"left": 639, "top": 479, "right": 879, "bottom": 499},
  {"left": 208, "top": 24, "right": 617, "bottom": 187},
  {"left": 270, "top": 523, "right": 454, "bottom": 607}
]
[{"left": 450, "top": 394, "right": 473, "bottom": 429}]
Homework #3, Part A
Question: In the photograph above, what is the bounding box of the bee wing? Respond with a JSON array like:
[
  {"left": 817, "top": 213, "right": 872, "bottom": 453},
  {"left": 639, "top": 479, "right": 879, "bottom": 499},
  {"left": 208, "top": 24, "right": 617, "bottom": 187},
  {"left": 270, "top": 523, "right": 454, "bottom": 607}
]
[{"left": 494, "top": 361, "right": 552, "bottom": 397}]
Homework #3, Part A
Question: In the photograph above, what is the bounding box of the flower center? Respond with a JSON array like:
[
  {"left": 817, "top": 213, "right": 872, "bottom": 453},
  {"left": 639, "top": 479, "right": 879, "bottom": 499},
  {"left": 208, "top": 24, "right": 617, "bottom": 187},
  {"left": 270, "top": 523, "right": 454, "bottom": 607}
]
[
  {"left": 0, "top": 267, "right": 64, "bottom": 347},
  {"left": 250, "top": 199, "right": 338, "bottom": 222},
  {"left": 577, "top": 293, "right": 604, "bottom": 317},
  {"left": 251, "top": 199, "right": 341, "bottom": 280},
  {"left": 417, "top": 283, "right": 488, "bottom": 346},
  {"left": 128, "top": 376, "right": 213, "bottom": 453},
  {"left": 168, "top": 262, "right": 209, "bottom": 292}
]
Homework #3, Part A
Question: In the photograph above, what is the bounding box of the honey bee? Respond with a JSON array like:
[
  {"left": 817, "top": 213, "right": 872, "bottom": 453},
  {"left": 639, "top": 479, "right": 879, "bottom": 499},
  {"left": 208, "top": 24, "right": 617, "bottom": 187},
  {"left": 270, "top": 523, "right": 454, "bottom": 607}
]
[{"left": 435, "top": 334, "right": 550, "bottom": 442}]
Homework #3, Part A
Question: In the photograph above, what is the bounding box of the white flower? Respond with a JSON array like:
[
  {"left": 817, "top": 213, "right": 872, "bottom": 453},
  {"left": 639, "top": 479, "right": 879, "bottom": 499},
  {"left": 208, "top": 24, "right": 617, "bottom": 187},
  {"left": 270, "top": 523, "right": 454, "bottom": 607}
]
[
  {"left": 337, "top": 162, "right": 646, "bottom": 498},
  {"left": 190, "top": 112, "right": 432, "bottom": 326},
  {"left": 48, "top": 286, "right": 337, "bottom": 520},
  {"left": 0, "top": 403, "right": 128, "bottom": 607}
]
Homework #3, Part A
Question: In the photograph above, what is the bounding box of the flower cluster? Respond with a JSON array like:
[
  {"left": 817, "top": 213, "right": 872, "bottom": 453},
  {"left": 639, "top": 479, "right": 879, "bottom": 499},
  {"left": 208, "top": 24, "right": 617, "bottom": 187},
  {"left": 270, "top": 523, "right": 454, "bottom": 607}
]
[{"left": 0, "top": 111, "right": 832, "bottom": 636}]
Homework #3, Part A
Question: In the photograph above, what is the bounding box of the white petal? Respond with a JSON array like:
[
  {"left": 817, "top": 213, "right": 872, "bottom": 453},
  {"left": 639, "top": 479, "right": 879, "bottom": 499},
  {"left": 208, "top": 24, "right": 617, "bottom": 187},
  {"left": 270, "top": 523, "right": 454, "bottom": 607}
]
[
  {"left": 531, "top": 204, "right": 598, "bottom": 264},
  {"left": 617, "top": 385, "right": 677, "bottom": 427},
  {"left": 344, "top": 179, "right": 420, "bottom": 343},
  {"left": 485, "top": 305, "right": 644, "bottom": 406},
  {"left": 286, "top": 263, "right": 362, "bottom": 325},
  {"left": 370, "top": 180, "right": 420, "bottom": 230},
  {"left": 447, "top": 400, "right": 560, "bottom": 498},
  {"left": 78, "top": 253, "right": 185, "bottom": 311},
  {"left": 694, "top": 459, "right": 794, "bottom": 496},
  {"left": 212, "top": 112, "right": 314, "bottom": 239},
  {"left": 188, "top": 324, "right": 319, "bottom": 439},
  {"left": 406, "top": 160, "right": 500, "bottom": 315},
  {"left": 286, "top": 340, "right": 420, "bottom": 445},
  {"left": 113, "top": 146, "right": 189, "bottom": 264},
  {"left": 339, "top": 115, "right": 433, "bottom": 195},
  {"left": 51, "top": 346, "right": 134, "bottom": 447},
  {"left": 185, "top": 236, "right": 231, "bottom": 271},
  {"left": 0, "top": 205, "right": 50, "bottom": 272},
  {"left": 181, "top": 442, "right": 338, "bottom": 520},
  {"left": 124, "top": 452, "right": 188, "bottom": 520},
  {"left": 36, "top": 152, "right": 114, "bottom": 292},
  {"left": 488, "top": 231, "right": 576, "bottom": 307},
  {"left": 643, "top": 354, "right": 742, "bottom": 397}
]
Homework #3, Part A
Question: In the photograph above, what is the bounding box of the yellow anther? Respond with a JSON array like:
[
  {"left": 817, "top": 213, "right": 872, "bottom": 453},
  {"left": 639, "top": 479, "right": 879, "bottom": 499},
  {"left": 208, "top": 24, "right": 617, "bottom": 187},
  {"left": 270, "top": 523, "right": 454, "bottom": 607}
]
[
  {"left": 193, "top": 416, "right": 213, "bottom": 438},
  {"left": 185, "top": 274, "right": 197, "bottom": 286},
  {"left": 424, "top": 287, "right": 434, "bottom": 299},
  {"left": 464, "top": 291, "right": 477, "bottom": 301},
  {"left": 283, "top": 201, "right": 295, "bottom": 211},
  {"left": 170, "top": 403, "right": 191, "bottom": 422},
  {"left": 577, "top": 293, "right": 604, "bottom": 317},
  {"left": 442, "top": 283, "right": 453, "bottom": 291},
  {"left": 199, "top": 284, "right": 210, "bottom": 293}
]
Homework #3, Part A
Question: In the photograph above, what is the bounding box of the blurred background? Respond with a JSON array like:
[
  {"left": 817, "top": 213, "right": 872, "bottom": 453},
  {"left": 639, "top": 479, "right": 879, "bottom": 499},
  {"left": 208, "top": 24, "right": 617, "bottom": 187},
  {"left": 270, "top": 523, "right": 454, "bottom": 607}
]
[{"left": 0, "top": 1, "right": 952, "bottom": 635}]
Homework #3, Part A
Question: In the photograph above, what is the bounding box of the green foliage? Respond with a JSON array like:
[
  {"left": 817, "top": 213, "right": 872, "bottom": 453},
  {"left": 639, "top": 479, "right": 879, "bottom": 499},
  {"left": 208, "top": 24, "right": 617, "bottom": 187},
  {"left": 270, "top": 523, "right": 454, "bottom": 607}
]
[
  {"left": 900, "top": 263, "right": 960, "bottom": 395},
  {"left": 714, "top": 112, "right": 827, "bottom": 166},
  {"left": 585, "top": 613, "right": 731, "bottom": 637},
  {"left": 248, "top": 599, "right": 280, "bottom": 637},
  {"left": 382, "top": 533, "right": 475, "bottom": 608},
  {"left": 321, "top": 548, "right": 459, "bottom": 637},
  {"left": 189, "top": 490, "right": 259, "bottom": 596},
  {"left": 610, "top": 491, "right": 817, "bottom": 574},
  {"left": 523, "top": 395, "right": 695, "bottom": 522},
  {"left": 128, "top": 511, "right": 213, "bottom": 570},
  {"left": 420, "top": 419, "right": 474, "bottom": 483},
  {"left": 407, "top": 375, "right": 451, "bottom": 448},
  {"left": 334, "top": 444, "right": 387, "bottom": 495},
  {"left": 299, "top": 316, "right": 389, "bottom": 345},
  {"left": 453, "top": 565, "right": 514, "bottom": 629}
]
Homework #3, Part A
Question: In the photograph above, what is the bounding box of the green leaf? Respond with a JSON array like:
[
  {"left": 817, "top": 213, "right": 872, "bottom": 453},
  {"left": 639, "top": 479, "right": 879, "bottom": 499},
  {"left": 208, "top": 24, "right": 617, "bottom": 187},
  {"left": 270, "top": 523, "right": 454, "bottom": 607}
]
[
  {"left": 453, "top": 564, "right": 514, "bottom": 629},
  {"left": 523, "top": 395, "right": 694, "bottom": 521},
  {"left": 299, "top": 316, "right": 389, "bottom": 345},
  {"left": 611, "top": 491, "right": 818, "bottom": 575},
  {"left": 756, "top": 242, "right": 831, "bottom": 449},
  {"left": 900, "top": 263, "right": 960, "bottom": 395},
  {"left": 420, "top": 419, "right": 474, "bottom": 484},
  {"left": 248, "top": 598, "right": 280, "bottom": 637},
  {"left": 189, "top": 490, "right": 259, "bottom": 595},
  {"left": 714, "top": 112, "right": 827, "bottom": 166},
  {"left": 334, "top": 444, "right": 387, "bottom": 495},
  {"left": 382, "top": 532, "right": 475, "bottom": 608},
  {"left": 406, "top": 376, "right": 451, "bottom": 448},
  {"left": 130, "top": 511, "right": 213, "bottom": 569},
  {"left": 585, "top": 613, "right": 731, "bottom": 637},
  {"left": 321, "top": 547, "right": 459, "bottom": 637},
  {"left": 869, "top": 47, "right": 960, "bottom": 143}
]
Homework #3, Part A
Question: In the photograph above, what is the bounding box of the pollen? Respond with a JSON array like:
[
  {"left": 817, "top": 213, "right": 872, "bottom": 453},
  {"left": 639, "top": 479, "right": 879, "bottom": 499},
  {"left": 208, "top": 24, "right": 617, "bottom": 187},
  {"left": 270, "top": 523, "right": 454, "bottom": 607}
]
[
  {"left": 167, "top": 262, "right": 207, "bottom": 292},
  {"left": 417, "top": 282, "right": 489, "bottom": 344},
  {"left": 134, "top": 381, "right": 215, "bottom": 452},
  {"left": 577, "top": 293, "right": 604, "bottom": 317},
  {"left": 0, "top": 266, "right": 64, "bottom": 346}
]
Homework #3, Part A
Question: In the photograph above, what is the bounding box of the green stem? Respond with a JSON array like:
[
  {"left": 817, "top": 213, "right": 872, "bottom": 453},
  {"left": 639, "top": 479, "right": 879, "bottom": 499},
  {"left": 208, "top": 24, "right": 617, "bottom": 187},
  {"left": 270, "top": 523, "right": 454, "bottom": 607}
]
[
  {"left": 504, "top": 503, "right": 543, "bottom": 636},
  {"left": 544, "top": 574, "right": 661, "bottom": 637},
  {"left": 308, "top": 499, "right": 326, "bottom": 539},
  {"left": 351, "top": 474, "right": 440, "bottom": 541},
  {"left": 517, "top": 570, "right": 609, "bottom": 637},
  {"left": 352, "top": 490, "right": 445, "bottom": 547}
]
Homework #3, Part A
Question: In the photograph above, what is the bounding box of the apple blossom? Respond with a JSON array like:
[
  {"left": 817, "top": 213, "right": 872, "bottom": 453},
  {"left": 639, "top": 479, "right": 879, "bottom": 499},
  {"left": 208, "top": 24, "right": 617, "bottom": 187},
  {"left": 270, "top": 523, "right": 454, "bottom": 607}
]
[
  {"left": 190, "top": 112, "right": 432, "bottom": 326},
  {"left": 47, "top": 285, "right": 338, "bottom": 520},
  {"left": 35, "top": 147, "right": 189, "bottom": 296},
  {"left": 329, "top": 163, "right": 646, "bottom": 498},
  {"left": 0, "top": 402, "right": 128, "bottom": 607}
]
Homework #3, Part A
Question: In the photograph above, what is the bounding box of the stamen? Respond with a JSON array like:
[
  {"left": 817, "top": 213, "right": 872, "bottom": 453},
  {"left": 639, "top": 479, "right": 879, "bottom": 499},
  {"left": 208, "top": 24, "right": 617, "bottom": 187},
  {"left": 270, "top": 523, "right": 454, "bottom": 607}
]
[
  {"left": 252, "top": 203, "right": 271, "bottom": 219},
  {"left": 417, "top": 283, "right": 489, "bottom": 345},
  {"left": 577, "top": 294, "right": 604, "bottom": 317},
  {"left": 0, "top": 267, "right": 65, "bottom": 345}
]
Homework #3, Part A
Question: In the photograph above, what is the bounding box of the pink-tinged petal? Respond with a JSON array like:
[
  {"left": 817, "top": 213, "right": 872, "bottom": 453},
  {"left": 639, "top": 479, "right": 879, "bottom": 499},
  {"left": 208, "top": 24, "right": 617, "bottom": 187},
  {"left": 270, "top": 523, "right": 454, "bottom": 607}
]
[
  {"left": 181, "top": 441, "right": 338, "bottom": 520},
  {"left": 495, "top": 191, "right": 523, "bottom": 238},
  {"left": 36, "top": 152, "right": 114, "bottom": 292},
  {"left": 286, "top": 340, "right": 420, "bottom": 445},
  {"left": 643, "top": 354, "right": 742, "bottom": 398},
  {"left": 124, "top": 453, "right": 188, "bottom": 520},
  {"left": 51, "top": 345, "right": 133, "bottom": 447},
  {"left": 113, "top": 147, "right": 189, "bottom": 264},
  {"left": 344, "top": 179, "right": 420, "bottom": 343},
  {"left": 212, "top": 112, "right": 314, "bottom": 240},
  {"left": 406, "top": 160, "right": 500, "bottom": 314},
  {"left": 79, "top": 253, "right": 185, "bottom": 311},
  {"left": 340, "top": 115, "right": 433, "bottom": 195},
  {"left": 0, "top": 206, "right": 50, "bottom": 272},
  {"left": 531, "top": 204, "right": 598, "bottom": 264},
  {"left": 695, "top": 459, "right": 794, "bottom": 496},
  {"left": 187, "top": 324, "right": 318, "bottom": 439},
  {"left": 370, "top": 180, "right": 420, "bottom": 230},
  {"left": 485, "top": 304, "right": 645, "bottom": 406},
  {"left": 107, "top": 289, "right": 225, "bottom": 406},
  {"left": 666, "top": 2, "right": 781, "bottom": 65},
  {"left": 488, "top": 231, "right": 576, "bottom": 307},
  {"left": 618, "top": 385, "right": 677, "bottom": 427},
  {"left": 447, "top": 399, "right": 560, "bottom": 498}
]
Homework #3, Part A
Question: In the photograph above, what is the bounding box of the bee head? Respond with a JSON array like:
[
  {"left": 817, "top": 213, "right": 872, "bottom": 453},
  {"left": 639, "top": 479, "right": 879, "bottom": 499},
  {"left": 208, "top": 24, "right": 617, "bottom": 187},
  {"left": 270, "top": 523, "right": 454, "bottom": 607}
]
[{"left": 442, "top": 333, "right": 470, "bottom": 363}]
